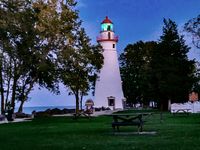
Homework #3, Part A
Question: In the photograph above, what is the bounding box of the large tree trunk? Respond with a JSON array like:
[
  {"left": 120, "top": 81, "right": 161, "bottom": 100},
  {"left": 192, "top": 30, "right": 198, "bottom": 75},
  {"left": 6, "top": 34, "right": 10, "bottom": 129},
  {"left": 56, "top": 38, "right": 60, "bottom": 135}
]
[
  {"left": 11, "top": 77, "right": 18, "bottom": 114},
  {"left": 5, "top": 74, "right": 11, "bottom": 106},
  {"left": 162, "top": 99, "right": 169, "bottom": 111},
  {"left": 158, "top": 98, "right": 168, "bottom": 110},
  {"left": 168, "top": 99, "right": 171, "bottom": 111},
  {"left": 80, "top": 93, "right": 83, "bottom": 111},
  {"left": 17, "top": 80, "right": 35, "bottom": 114},
  {"left": 75, "top": 93, "right": 79, "bottom": 114},
  {"left": 18, "top": 100, "right": 24, "bottom": 113},
  {"left": 5, "top": 60, "right": 12, "bottom": 107},
  {"left": 160, "top": 103, "right": 163, "bottom": 122},
  {"left": 0, "top": 67, "right": 4, "bottom": 114},
  {"left": 159, "top": 98, "right": 169, "bottom": 122}
]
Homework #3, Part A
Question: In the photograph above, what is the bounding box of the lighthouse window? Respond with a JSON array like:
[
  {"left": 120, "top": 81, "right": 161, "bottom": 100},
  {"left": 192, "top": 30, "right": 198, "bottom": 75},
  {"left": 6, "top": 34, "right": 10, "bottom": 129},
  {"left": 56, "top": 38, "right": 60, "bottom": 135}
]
[
  {"left": 107, "top": 25, "right": 111, "bottom": 31},
  {"left": 113, "top": 44, "right": 115, "bottom": 48},
  {"left": 101, "top": 23, "right": 113, "bottom": 31},
  {"left": 108, "top": 32, "right": 111, "bottom": 39}
]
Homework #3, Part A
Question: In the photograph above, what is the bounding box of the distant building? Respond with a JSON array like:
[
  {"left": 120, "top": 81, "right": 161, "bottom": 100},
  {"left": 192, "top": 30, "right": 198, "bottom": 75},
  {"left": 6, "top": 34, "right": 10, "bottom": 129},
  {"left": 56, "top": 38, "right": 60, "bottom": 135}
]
[{"left": 189, "top": 92, "right": 198, "bottom": 102}]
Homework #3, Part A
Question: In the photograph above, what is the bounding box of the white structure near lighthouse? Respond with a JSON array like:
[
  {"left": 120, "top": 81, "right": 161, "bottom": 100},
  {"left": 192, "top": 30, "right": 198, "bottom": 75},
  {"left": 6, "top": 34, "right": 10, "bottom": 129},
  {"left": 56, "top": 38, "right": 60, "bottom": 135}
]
[{"left": 94, "top": 16, "right": 124, "bottom": 110}]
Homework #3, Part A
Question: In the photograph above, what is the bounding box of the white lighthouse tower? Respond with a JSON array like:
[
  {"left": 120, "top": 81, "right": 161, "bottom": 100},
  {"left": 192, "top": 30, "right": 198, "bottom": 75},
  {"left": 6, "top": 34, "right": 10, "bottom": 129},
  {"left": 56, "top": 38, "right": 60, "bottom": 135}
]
[{"left": 94, "top": 16, "right": 124, "bottom": 110}]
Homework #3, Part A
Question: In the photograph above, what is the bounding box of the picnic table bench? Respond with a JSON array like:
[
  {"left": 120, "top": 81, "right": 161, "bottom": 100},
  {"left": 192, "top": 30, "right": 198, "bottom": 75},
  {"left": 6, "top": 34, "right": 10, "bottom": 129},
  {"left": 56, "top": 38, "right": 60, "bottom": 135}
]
[
  {"left": 73, "top": 110, "right": 93, "bottom": 119},
  {"left": 110, "top": 113, "right": 152, "bottom": 132},
  {"left": 171, "top": 109, "right": 191, "bottom": 116}
]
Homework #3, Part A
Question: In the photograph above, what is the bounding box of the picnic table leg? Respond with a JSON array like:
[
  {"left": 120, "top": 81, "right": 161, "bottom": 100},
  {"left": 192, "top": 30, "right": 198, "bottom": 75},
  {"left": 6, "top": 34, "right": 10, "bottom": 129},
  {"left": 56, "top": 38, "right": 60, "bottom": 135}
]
[
  {"left": 117, "top": 126, "right": 119, "bottom": 132},
  {"left": 73, "top": 114, "right": 77, "bottom": 120},
  {"left": 138, "top": 115, "right": 143, "bottom": 132},
  {"left": 112, "top": 125, "right": 115, "bottom": 131},
  {"left": 137, "top": 125, "right": 142, "bottom": 132},
  {"left": 140, "top": 125, "right": 143, "bottom": 132}
]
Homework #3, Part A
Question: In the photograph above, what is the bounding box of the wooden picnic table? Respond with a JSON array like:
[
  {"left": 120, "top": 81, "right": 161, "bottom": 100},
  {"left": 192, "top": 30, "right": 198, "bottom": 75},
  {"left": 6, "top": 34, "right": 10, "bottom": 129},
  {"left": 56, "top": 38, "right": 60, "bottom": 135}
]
[
  {"left": 73, "top": 110, "right": 93, "bottom": 119},
  {"left": 110, "top": 113, "right": 152, "bottom": 132},
  {"left": 171, "top": 109, "right": 191, "bottom": 116}
]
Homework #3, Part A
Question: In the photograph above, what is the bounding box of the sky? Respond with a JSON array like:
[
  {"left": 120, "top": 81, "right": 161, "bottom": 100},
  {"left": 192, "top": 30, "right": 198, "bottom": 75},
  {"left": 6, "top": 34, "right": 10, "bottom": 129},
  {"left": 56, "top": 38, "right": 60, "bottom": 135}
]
[{"left": 22, "top": 0, "right": 200, "bottom": 107}]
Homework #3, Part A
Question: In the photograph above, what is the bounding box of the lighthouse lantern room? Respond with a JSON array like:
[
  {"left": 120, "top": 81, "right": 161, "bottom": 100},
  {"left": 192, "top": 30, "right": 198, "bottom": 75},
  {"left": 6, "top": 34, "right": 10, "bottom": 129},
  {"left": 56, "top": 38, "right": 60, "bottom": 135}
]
[{"left": 94, "top": 16, "right": 124, "bottom": 110}]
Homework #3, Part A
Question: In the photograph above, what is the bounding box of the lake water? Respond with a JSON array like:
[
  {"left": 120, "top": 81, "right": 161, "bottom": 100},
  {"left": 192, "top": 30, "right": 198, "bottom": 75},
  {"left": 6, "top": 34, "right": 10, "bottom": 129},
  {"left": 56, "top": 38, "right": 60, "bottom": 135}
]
[{"left": 14, "top": 106, "right": 76, "bottom": 114}]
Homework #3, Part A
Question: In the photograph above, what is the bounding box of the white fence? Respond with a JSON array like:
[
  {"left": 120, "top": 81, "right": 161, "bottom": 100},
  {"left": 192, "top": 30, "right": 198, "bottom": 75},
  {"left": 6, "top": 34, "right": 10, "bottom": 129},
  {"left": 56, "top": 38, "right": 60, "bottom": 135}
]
[{"left": 171, "top": 101, "right": 200, "bottom": 113}]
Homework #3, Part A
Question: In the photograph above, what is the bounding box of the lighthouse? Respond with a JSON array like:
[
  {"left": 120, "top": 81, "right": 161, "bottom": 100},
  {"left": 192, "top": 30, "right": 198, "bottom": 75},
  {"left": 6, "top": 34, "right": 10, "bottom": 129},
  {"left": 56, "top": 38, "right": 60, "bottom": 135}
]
[{"left": 94, "top": 16, "right": 124, "bottom": 110}]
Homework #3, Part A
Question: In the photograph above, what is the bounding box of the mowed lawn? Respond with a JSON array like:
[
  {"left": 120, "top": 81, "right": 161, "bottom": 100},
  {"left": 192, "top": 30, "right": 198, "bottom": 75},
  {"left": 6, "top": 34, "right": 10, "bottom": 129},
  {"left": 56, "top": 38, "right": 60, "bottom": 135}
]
[{"left": 0, "top": 110, "right": 200, "bottom": 150}]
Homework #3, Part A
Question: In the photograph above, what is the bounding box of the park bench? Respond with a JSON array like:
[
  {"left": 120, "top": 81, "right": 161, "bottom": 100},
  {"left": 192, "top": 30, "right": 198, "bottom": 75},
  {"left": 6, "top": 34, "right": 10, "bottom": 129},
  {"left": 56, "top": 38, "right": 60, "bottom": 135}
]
[
  {"left": 111, "top": 113, "right": 151, "bottom": 132},
  {"left": 73, "top": 110, "right": 93, "bottom": 119},
  {"left": 171, "top": 109, "right": 191, "bottom": 116},
  {"left": 73, "top": 99, "right": 94, "bottom": 120}
]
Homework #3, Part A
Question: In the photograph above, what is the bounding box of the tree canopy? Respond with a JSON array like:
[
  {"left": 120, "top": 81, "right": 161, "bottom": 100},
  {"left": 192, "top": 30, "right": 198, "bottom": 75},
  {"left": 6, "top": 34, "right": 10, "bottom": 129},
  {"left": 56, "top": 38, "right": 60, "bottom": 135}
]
[
  {"left": 59, "top": 28, "right": 103, "bottom": 113},
  {"left": 120, "top": 19, "right": 197, "bottom": 110},
  {"left": 120, "top": 41, "right": 157, "bottom": 106},
  {"left": 0, "top": 0, "right": 103, "bottom": 114}
]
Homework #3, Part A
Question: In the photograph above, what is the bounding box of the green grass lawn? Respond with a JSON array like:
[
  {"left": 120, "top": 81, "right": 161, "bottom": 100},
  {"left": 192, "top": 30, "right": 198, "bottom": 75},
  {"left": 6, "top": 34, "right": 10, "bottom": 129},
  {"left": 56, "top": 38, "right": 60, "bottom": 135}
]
[{"left": 1, "top": 110, "right": 200, "bottom": 150}]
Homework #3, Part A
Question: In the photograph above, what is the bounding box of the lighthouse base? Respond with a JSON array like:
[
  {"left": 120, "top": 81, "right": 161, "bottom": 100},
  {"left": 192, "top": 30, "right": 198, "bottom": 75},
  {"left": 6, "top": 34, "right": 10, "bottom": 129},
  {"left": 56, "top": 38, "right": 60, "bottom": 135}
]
[
  {"left": 94, "top": 95, "right": 124, "bottom": 110},
  {"left": 94, "top": 49, "right": 124, "bottom": 110}
]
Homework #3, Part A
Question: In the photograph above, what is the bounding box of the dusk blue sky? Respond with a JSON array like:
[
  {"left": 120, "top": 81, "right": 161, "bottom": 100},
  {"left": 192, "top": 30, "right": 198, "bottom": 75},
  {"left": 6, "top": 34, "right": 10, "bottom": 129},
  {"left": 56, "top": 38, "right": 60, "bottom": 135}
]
[{"left": 22, "top": 0, "right": 200, "bottom": 107}]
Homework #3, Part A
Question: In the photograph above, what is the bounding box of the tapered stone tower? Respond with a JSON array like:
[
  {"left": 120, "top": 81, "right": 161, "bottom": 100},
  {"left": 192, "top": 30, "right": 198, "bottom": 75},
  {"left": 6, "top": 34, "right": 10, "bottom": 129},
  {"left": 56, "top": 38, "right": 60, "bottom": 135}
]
[{"left": 94, "top": 16, "right": 124, "bottom": 110}]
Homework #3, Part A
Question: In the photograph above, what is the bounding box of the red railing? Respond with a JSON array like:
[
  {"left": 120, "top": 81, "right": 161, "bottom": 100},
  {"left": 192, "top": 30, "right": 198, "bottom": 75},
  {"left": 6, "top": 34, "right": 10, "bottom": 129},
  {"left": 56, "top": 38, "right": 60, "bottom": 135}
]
[{"left": 96, "top": 35, "right": 119, "bottom": 42}]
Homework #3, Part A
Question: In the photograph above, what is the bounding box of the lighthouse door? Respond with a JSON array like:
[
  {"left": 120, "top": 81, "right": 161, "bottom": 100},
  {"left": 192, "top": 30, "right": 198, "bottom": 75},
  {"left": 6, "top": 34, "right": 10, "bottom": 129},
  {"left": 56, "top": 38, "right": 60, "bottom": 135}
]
[{"left": 108, "top": 96, "right": 115, "bottom": 109}]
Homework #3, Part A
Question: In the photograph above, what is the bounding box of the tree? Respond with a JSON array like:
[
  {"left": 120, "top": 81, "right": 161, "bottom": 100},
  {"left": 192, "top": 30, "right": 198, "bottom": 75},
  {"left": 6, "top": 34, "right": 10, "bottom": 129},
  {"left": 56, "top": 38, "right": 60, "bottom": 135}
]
[
  {"left": 150, "top": 19, "right": 196, "bottom": 110},
  {"left": 0, "top": 0, "right": 79, "bottom": 114},
  {"left": 15, "top": 0, "right": 79, "bottom": 113},
  {"left": 0, "top": 0, "right": 35, "bottom": 113},
  {"left": 119, "top": 41, "right": 157, "bottom": 106},
  {"left": 59, "top": 28, "right": 103, "bottom": 114},
  {"left": 184, "top": 14, "right": 200, "bottom": 49},
  {"left": 120, "top": 19, "right": 197, "bottom": 113}
]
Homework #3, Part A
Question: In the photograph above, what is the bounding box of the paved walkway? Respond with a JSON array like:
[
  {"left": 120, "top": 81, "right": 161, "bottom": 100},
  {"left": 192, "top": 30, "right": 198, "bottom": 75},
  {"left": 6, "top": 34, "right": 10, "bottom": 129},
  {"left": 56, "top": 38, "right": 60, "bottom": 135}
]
[
  {"left": 0, "top": 118, "right": 32, "bottom": 124},
  {"left": 53, "top": 109, "right": 121, "bottom": 117},
  {"left": 0, "top": 109, "right": 121, "bottom": 124},
  {"left": 92, "top": 110, "right": 120, "bottom": 116}
]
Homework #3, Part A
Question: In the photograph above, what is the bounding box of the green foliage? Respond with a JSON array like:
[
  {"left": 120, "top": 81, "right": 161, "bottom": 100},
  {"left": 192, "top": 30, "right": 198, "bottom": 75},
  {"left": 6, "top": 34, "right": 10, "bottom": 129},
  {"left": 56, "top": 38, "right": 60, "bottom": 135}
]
[
  {"left": 120, "top": 19, "right": 197, "bottom": 110},
  {"left": 120, "top": 41, "right": 157, "bottom": 105},
  {"left": 0, "top": 0, "right": 81, "bottom": 113},
  {"left": 152, "top": 19, "right": 196, "bottom": 106},
  {"left": 0, "top": 0, "right": 37, "bottom": 112},
  {"left": 59, "top": 28, "right": 103, "bottom": 113}
]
